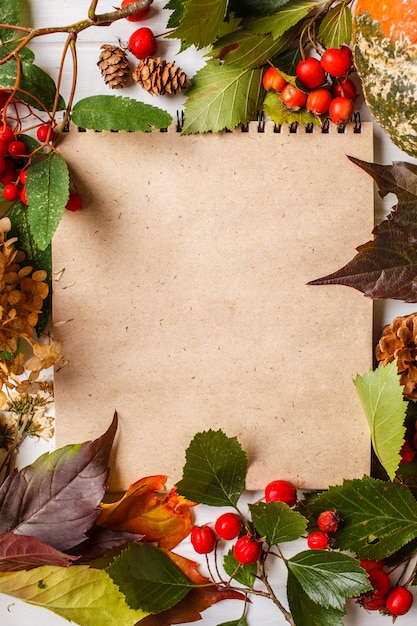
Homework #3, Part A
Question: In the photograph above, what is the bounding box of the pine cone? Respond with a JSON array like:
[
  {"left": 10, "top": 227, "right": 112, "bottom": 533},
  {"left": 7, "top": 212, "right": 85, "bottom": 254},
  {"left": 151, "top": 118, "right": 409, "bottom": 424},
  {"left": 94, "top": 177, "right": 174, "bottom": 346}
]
[
  {"left": 97, "top": 44, "right": 130, "bottom": 90},
  {"left": 375, "top": 312, "right": 417, "bottom": 399},
  {"left": 132, "top": 57, "right": 187, "bottom": 96}
]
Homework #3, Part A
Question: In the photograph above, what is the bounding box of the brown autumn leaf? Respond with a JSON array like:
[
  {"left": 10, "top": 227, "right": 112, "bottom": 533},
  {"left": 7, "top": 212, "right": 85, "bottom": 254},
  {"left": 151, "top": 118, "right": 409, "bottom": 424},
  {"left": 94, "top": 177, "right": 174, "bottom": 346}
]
[{"left": 97, "top": 475, "right": 195, "bottom": 550}]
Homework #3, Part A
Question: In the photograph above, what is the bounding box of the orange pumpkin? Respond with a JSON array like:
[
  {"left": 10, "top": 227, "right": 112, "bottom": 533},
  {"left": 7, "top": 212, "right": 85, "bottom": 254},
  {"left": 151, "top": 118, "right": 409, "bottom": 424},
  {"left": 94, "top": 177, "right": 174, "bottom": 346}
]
[{"left": 353, "top": 0, "right": 417, "bottom": 157}]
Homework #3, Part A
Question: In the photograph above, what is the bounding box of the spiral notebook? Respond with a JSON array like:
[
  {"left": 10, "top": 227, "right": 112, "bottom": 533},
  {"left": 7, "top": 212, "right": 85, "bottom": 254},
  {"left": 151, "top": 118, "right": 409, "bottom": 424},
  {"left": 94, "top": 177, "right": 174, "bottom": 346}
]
[{"left": 53, "top": 119, "right": 374, "bottom": 492}]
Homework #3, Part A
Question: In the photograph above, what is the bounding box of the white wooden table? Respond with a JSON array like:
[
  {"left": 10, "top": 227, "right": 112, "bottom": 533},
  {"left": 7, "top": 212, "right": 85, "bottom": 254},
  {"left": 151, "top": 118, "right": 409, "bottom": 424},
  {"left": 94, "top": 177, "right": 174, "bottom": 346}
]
[{"left": 1, "top": 2, "right": 417, "bottom": 624}]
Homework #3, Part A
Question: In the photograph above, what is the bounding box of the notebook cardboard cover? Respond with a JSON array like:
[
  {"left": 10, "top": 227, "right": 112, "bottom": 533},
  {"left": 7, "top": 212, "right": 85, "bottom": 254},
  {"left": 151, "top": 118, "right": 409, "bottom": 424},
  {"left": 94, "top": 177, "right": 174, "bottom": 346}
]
[{"left": 53, "top": 121, "right": 374, "bottom": 491}]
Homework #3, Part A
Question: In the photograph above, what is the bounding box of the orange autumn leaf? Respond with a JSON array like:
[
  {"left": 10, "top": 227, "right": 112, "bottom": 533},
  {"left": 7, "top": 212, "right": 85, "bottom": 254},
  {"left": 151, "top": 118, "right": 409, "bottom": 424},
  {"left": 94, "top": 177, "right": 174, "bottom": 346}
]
[{"left": 97, "top": 475, "right": 195, "bottom": 550}]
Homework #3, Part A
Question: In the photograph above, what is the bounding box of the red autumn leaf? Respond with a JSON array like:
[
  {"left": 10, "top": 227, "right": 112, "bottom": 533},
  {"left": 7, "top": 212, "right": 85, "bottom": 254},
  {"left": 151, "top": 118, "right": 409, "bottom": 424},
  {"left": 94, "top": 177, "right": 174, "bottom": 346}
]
[
  {"left": 97, "top": 475, "right": 195, "bottom": 550},
  {"left": 308, "top": 159, "right": 417, "bottom": 302},
  {"left": 0, "top": 533, "right": 79, "bottom": 571},
  {"left": 138, "top": 551, "right": 246, "bottom": 626}
]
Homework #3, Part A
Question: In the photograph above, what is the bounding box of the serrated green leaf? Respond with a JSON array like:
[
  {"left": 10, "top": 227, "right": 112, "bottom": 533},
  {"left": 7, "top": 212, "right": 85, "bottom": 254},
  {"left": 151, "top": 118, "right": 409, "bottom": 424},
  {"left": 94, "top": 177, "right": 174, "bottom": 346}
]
[
  {"left": 0, "top": 43, "right": 34, "bottom": 64},
  {"left": 108, "top": 542, "right": 193, "bottom": 613},
  {"left": 0, "top": 0, "right": 20, "bottom": 43},
  {"left": 182, "top": 61, "right": 263, "bottom": 134},
  {"left": 318, "top": 3, "right": 352, "bottom": 48},
  {"left": 287, "top": 550, "right": 371, "bottom": 610},
  {"left": 71, "top": 95, "right": 172, "bottom": 131},
  {"left": 247, "top": 0, "right": 326, "bottom": 39},
  {"left": 354, "top": 362, "right": 408, "bottom": 479},
  {"left": 263, "top": 90, "right": 321, "bottom": 126},
  {"left": 228, "top": 0, "right": 292, "bottom": 17},
  {"left": 169, "top": 0, "right": 228, "bottom": 49},
  {"left": 175, "top": 430, "right": 247, "bottom": 506},
  {"left": 223, "top": 548, "right": 257, "bottom": 588},
  {"left": 287, "top": 570, "right": 346, "bottom": 626},
  {"left": 165, "top": 0, "right": 187, "bottom": 28},
  {"left": 26, "top": 153, "right": 69, "bottom": 251},
  {"left": 0, "top": 565, "right": 148, "bottom": 626},
  {"left": 249, "top": 501, "right": 307, "bottom": 545},
  {"left": 307, "top": 476, "right": 417, "bottom": 560},
  {"left": 0, "top": 58, "right": 65, "bottom": 110}
]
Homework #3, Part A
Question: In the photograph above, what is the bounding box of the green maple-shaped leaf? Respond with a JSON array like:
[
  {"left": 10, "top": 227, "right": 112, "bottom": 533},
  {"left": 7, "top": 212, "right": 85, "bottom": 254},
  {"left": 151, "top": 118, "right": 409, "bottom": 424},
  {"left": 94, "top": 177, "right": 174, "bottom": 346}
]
[
  {"left": 182, "top": 60, "right": 263, "bottom": 134},
  {"left": 317, "top": 2, "right": 352, "bottom": 49},
  {"left": 263, "top": 90, "right": 322, "bottom": 126},
  {"left": 0, "top": 0, "right": 20, "bottom": 43},
  {"left": 0, "top": 415, "right": 117, "bottom": 552},
  {"left": 306, "top": 475, "right": 417, "bottom": 560},
  {"left": 287, "top": 570, "right": 346, "bottom": 626},
  {"left": 354, "top": 362, "right": 408, "bottom": 479},
  {"left": 175, "top": 430, "right": 247, "bottom": 506},
  {"left": 168, "top": 0, "right": 228, "bottom": 49},
  {"left": 71, "top": 95, "right": 172, "bottom": 131},
  {"left": 287, "top": 550, "right": 371, "bottom": 610},
  {"left": 223, "top": 548, "right": 257, "bottom": 588},
  {"left": 247, "top": 0, "right": 326, "bottom": 39},
  {"left": 108, "top": 542, "right": 193, "bottom": 613},
  {"left": 308, "top": 159, "right": 417, "bottom": 302},
  {"left": 26, "top": 152, "right": 69, "bottom": 251},
  {"left": 0, "top": 564, "right": 147, "bottom": 626},
  {"left": 249, "top": 501, "right": 308, "bottom": 545}
]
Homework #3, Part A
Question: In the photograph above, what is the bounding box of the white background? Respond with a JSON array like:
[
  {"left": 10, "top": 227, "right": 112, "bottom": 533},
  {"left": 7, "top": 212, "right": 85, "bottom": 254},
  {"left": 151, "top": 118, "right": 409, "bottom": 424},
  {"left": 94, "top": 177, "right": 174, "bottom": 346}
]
[{"left": 1, "top": 1, "right": 417, "bottom": 625}]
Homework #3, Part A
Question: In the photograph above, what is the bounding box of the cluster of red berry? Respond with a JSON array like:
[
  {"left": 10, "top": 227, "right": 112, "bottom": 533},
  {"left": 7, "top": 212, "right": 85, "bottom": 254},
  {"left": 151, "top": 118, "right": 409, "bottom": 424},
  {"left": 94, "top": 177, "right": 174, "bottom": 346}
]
[
  {"left": 306, "top": 507, "right": 340, "bottom": 550},
  {"left": 358, "top": 559, "right": 413, "bottom": 617},
  {"left": 120, "top": 0, "right": 158, "bottom": 59},
  {"left": 262, "top": 45, "right": 357, "bottom": 124}
]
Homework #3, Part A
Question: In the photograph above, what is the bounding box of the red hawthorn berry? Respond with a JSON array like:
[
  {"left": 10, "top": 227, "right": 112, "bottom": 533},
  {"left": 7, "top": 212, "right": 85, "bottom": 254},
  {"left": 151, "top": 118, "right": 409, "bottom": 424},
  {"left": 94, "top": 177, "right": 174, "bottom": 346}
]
[
  {"left": 0, "top": 139, "right": 8, "bottom": 157},
  {"left": 0, "top": 170, "right": 15, "bottom": 185},
  {"left": 0, "top": 156, "right": 5, "bottom": 174},
  {"left": 121, "top": 0, "right": 151, "bottom": 22},
  {"left": 233, "top": 535, "right": 262, "bottom": 565},
  {"left": 331, "top": 77, "right": 357, "bottom": 100},
  {"left": 340, "top": 44, "right": 353, "bottom": 60},
  {"left": 280, "top": 83, "right": 307, "bottom": 110},
  {"left": 264, "top": 480, "right": 297, "bottom": 507},
  {"left": 296, "top": 57, "right": 326, "bottom": 89},
  {"left": 36, "top": 124, "right": 56, "bottom": 143},
  {"left": 385, "top": 586, "right": 413, "bottom": 616},
  {"left": 2, "top": 183, "right": 20, "bottom": 201},
  {"left": 320, "top": 48, "right": 352, "bottom": 77},
  {"left": 19, "top": 169, "right": 28, "bottom": 185},
  {"left": 66, "top": 193, "right": 83, "bottom": 212},
  {"left": 307, "top": 530, "right": 329, "bottom": 550},
  {"left": 7, "top": 140, "right": 27, "bottom": 157},
  {"left": 400, "top": 439, "right": 415, "bottom": 463},
  {"left": 317, "top": 509, "right": 340, "bottom": 533},
  {"left": 0, "top": 91, "right": 9, "bottom": 109},
  {"left": 128, "top": 27, "right": 158, "bottom": 59},
  {"left": 214, "top": 512, "right": 242, "bottom": 540},
  {"left": 190, "top": 525, "right": 216, "bottom": 554},
  {"left": 359, "top": 558, "right": 384, "bottom": 573},
  {"left": 368, "top": 569, "right": 391, "bottom": 598},
  {"left": 360, "top": 593, "right": 387, "bottom": 611},
  {"left": 20, "top": 187, "right": 28, "bottom": 204},
  {"left": 262, "top": 66, "right": 287, "bottom": 93},
  {"left": 328, "top": 96, "right": 354, "bottom": 124},
  {"left": 0, "top": 124, "right": 15, "bottom": 144},
  {"left": 306, "top": 88, "right": 332, "bottom": 116}
]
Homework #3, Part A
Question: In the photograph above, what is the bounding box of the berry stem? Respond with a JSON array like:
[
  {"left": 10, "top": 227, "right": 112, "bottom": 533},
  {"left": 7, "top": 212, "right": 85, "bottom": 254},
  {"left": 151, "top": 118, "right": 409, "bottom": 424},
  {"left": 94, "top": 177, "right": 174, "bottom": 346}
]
[{"left": 258, "top": 556, "right": 295, "bottom": 625}]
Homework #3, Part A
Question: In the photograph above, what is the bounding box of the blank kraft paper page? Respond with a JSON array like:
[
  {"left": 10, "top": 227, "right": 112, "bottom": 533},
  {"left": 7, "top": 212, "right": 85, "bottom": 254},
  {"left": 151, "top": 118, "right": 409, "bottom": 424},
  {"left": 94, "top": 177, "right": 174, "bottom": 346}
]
[{"left": 53, "top": 121, "right": 374, "bottom": 491}]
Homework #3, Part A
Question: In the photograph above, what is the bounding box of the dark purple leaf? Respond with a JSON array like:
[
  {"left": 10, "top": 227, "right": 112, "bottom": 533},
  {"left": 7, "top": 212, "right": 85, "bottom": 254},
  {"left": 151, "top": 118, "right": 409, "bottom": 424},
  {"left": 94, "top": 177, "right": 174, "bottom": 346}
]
[
  {"left": 0, "top": 533, "right": 78, "bottom": 571},
  {"left": 0, "top": 414, "right": 117, "bottom": 552},
  {"left": 72, "top": 526, "right": 144, "bottom": 562},
  {"left": 308, "top": 159, "right": 417, "bottom": 302}
]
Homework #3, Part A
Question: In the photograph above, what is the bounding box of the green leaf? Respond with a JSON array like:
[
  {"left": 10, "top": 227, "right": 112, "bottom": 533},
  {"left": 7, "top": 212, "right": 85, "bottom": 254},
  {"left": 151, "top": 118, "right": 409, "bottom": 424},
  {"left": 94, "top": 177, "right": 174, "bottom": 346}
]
[
  {"left": 182, "top": 61, "right": 263, "bottom": 134},
  {"left": 0, "top": 565, "right": 148, "bottom": 626},
  {"left": 247, "top": 0, "right": 326, "bottom": 39},
  {"left": 223, "top": 548, "right": 257, "bottom": 588},
  {"left": 287, "top": 550, "right": 371, "bottom": 610},
  {"left": 228, "top": 0, "right": 292, "bottom": 17},
  {"left": 0, "top": 58, "right": 65, "bottom": 110},
  {"left": 26, "top": 153, "right": 70, "bottom": 251},
  {"left": 354, "top": 362, "right": 407, "bottom": 479},
  {"left": 108, "top": 542, "right": 193, "bottom": 613},
  {"left": 0, "top": 43, "right": 35, "bottom": 64},
  {"left": 307, "top": 475, "right": 417, "bottom": 560},
  {"left": 169, "top": 0, "right": 228, "bottom": 48},
  {"left": 249, "top": 501, "right": 308, "bottom": 545},
  {"left": 165, "top": 0, "right": 187, "bottom": 28},
  {"left": 217, "top": 618, "right": 248, "bottom": 626},
  {"left": 263, "top": 90, "right": 321, "bottom": 126},
  {"left": 0, "top": 0, "right": 20, "bottom": 43},
  {"left": 71, "top": 95, "right": 172, "bottom": 131},
  {"left": 287, "top": 570, "right": 346, "bottom": 626},
  {"left": 318, "top": 3, "right": 352, "bottom": 48},
  {"left": 175, "top": 430, "right": 247, "bottom": 506}
]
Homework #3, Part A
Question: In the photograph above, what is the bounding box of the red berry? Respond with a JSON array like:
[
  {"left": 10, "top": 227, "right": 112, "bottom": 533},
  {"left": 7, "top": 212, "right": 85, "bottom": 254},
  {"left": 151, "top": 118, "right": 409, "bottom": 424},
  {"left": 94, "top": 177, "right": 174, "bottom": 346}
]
[
  {"left": 296, "top": 57, "right": 326, "bottom": 89},
  {"left": 0, "top": 156, "right": 5, "bottom": 175},
  {"left": 233, "top": 535, "right": 262, "bottom": 565},
  {"left": 128, "top": 27, "right": 158, "bottom": 59},
  {"left": 0, "top": 170, "right": 15, "bottom": 185},
  {"left": 36, "top": 124, "right": 56, "bottom": 143},
  {"left": 280, "top": 83, "right": 307, "bottom": 110},
  {"left": 317, "top": 509, "right": 340, "bottom": 533},
  {"left": 400, "top": 439, "right": 415, "bottom": 463},
  {"left": 368, "top": 569, "right": 391, "bottom": 598},
  {"left": 328, "top": 96, "right": 354, "bottom": 124},
  {"left": 359, "top": 558, "right": 384, "bottom": 573},
  {"left": 0, "top": 140, "right": 8, "bottom": 158},
  {"left": 264, "top": 480, "right": 297, "bottom": 506},
  {"left": 121, "top": 0, "right": 151, "bottom": 22},
  {"left": 0, "top": 92, "right": 9, "bottom": 109},
  {"left": 385, "top": 586, "right": 413, "bottom": 616},
  {"left": 340, "top": 44, "right": 353, "bottom": 60},
  {"left": 320, "top": 48, "right": 352, "bottom": 78},
  {"left": 7, "top": 140, "right": 27, "bottom": 157},
  {"left": 66, "top": 193, "right": 83, "bottom": 212},
  {"left": 215, "top": 512, "right": 242, "bottom": 540},
  {"left": 307, "top": 530, "right": 329, "bottom": 550},
  {"left": 20, "top": 187, "right": 28, "bottom": 204},
  {"left": 2, "top": 183, "right": 20, "bottom": 201},
  {"left": 306, "top": 88, "right": 332, "bottom": 116},
  {"left": 190, "top": 525, "right": 216, "bottom": 554},
  {"left": 331, "top": 77, "right": 357, "bottom": 100},
  {"left": 262, "top": 66, "right": 287, "bottom": 93},
  {"left": 19, "top": 169, "right": 28, "bottom": 185},
  {"left": 0, "top": 124, "right": 15, "bottom": 144},
  {"left": 361, "top": 594, "right": 386, "bottom": 611}
]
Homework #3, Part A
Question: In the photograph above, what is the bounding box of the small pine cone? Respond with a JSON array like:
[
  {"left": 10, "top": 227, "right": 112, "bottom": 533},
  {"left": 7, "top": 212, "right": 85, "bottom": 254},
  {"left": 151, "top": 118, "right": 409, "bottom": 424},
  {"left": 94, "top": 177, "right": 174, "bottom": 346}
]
[
  {"left": 97, "top": 44, "right": 130, "bottom": 90},
  {"left": 132, "top": 57, "right": 187, "bottom": 96},
  {"left": 375, "top": 312, "right": 417, "bottom": 399}
]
